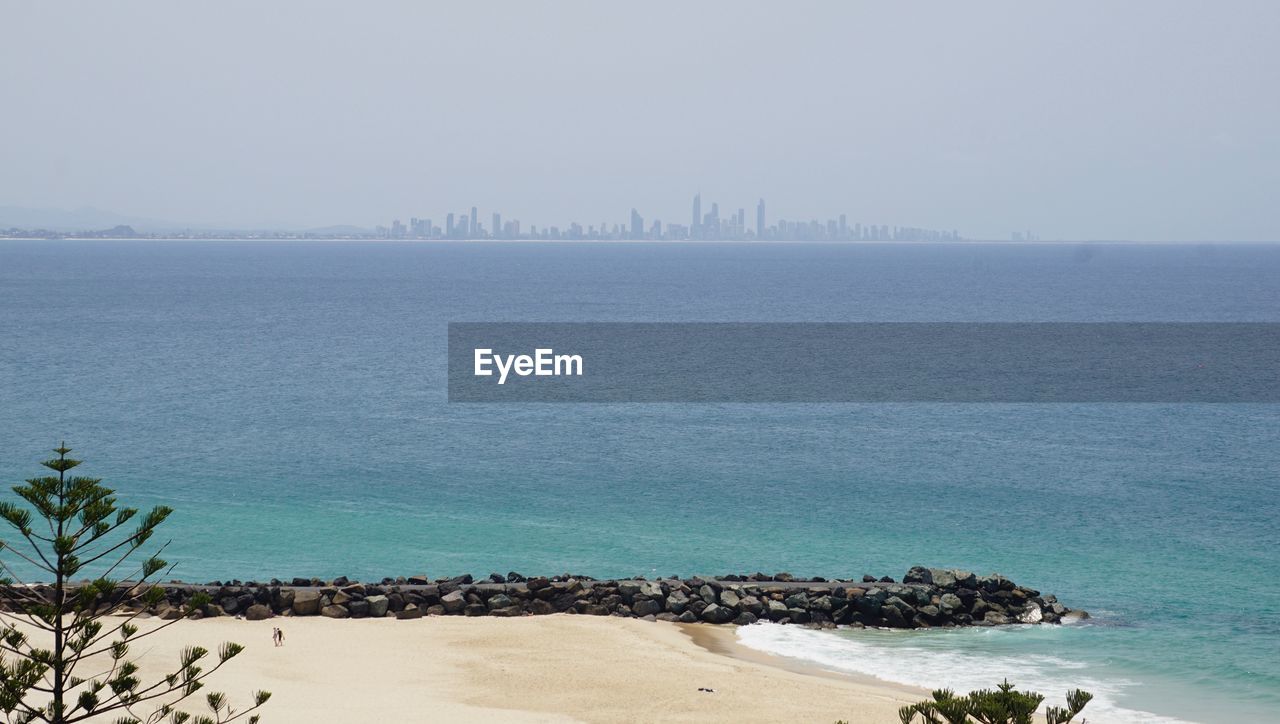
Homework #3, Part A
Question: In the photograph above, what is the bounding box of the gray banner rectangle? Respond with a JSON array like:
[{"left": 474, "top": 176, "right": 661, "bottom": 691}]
[{"left": 447, "top": 323, "right": 1280, "bottom": 402}]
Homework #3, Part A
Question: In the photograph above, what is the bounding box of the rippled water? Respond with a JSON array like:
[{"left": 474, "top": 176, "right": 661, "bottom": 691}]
[{"left": 1, "top": 240, "right": 1277, "bottom": 723}]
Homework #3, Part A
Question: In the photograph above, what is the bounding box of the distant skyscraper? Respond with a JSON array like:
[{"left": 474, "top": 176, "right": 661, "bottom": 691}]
[
  {"left": 446, "top": 213, "right": 455, "bottom": 238},
  {"left": 630, "top": 208, "right": 643, "bottom": 239},
  {"left": 492, "top": 213, "right": 501, "bottom": 239},
  {"left": 691, "top": 193, "right": 701, "bottom": 239},
  {"left": 469, "top": 207, "right": 478, "bottom": 238},
  {"left": 756, "top": 199, "right": 766, "bottom": 238}
]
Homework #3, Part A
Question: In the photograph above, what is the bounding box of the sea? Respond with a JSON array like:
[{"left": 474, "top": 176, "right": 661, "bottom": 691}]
[{"left": 0, "top": 240, "right": 1276, "bottom": 723}]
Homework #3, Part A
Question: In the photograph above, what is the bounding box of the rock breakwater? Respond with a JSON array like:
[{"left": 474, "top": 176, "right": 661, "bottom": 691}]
[{"left": 7, "top": 567, "right": 1085, "bottom": 629}]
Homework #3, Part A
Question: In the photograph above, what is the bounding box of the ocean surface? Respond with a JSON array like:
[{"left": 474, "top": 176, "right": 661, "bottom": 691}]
[{"left": 0, "top": 240, "right": 1277, "bottom": 723}]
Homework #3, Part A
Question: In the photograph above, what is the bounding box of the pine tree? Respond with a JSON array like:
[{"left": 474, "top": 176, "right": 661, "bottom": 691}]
[{"left": 0, "top": 444, "right": 270, "bottom": 723}]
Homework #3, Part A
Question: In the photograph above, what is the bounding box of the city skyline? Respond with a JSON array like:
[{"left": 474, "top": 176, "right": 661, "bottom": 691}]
[{"left": 378, "top": 193, "right": 963, "bottom": 242}]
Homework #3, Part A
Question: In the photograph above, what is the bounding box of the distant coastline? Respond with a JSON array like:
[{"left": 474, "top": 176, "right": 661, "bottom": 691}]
[{"left": 3, "top": 234, "right": 1276, "bottom": 244}]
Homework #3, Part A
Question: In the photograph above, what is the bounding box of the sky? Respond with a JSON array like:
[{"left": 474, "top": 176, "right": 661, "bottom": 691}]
[{"left": 2, "top": 1, "right": 1278, "bottom": 240}]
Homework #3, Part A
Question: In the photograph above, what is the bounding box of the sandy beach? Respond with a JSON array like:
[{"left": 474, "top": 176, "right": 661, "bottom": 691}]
[{"left": 105, "top": 615, "right": 924, "bottom": 723}]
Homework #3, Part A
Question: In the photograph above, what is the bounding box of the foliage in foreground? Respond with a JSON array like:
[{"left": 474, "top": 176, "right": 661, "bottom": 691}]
[
  {"left": 0, "top": 444, "right": 269, "bottom": 723},
  {"left": 896, "top": 679, "right": 1092, "bottom": 724}
]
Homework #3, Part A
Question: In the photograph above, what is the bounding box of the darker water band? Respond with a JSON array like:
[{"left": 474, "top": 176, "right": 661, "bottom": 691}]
[{"left": 448, "top": 322, "right": 1280, "bottom": 402}]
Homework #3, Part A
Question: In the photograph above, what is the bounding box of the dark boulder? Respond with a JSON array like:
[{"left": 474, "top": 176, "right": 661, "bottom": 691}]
[
  {"left": 551, "top": 592, "right": 580, "bottom": 612},
  {"left": 766, "top": 599, "right": 788, "bottom": 621},
  {"left": 666, "top": 590, "right": 690, "bottom": 614},
  {"left": 783, "top": 592, "right": 809, "bottom": 609},
  {"left": 366, "top": 595, "right": 390, "bottom": 618},
  {"left": 787, "top": 609, "right": 811, "bottom": 624},
  {"left": 939, "top": 593, "right": 962, "bottom": 614},
  {"left": 244, "top": 604, "right": 272, "bottom": 621},
  {"left": 441, "top": 591, "right": 466, "bottom": 613},
  {"left": 927, "top": 569, "right": 956, "bottom": 589},
  {"left": 291, "top": 590, "right": 321, "bottom": 616},
  {"left": 984, "top": 611, "right": 1011, "bottom": 625},
  {"left": 320, "top": 604, "right": 349, "bottom": 619},
  {"left": 633, "top": 599, "right": 662, "bottom": 617},
  {"left": 904, "top": 566, "right": 933, "bottom": 585},
  {"left": 701, "top": 604, "right": 734, "bottom": 624}
]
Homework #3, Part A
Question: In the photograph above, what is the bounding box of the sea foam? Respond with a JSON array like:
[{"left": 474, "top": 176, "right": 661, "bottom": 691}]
[{"left": 735, "top": 623, "right": 1195, "bottom": 724}]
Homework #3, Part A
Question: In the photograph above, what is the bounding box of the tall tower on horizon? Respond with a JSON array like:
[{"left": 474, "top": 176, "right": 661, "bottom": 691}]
[
  {"left": 691, "top": 193, "right": 701, "bottom": 239},
  {"left": 756, "top": 198, "right": 765, "bottom": 239},
  {"left": 469, "top": 206, "right": 478, "bottom": 238},
  {"left": 630, "top": 208, "right": 644, "bottom": 239}
]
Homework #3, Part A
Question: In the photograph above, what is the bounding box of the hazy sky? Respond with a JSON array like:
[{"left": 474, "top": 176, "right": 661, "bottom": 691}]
[{"left": 2, "top": 1, "right": 1278, "bottom": 240}]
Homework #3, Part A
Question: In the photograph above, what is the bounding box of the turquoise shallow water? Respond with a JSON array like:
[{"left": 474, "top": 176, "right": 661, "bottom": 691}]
[{"left": 0, "top": 240, "right": 1277, "bottom": 722}]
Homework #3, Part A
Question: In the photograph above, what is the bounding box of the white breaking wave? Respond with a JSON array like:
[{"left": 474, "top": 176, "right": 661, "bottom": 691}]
[{"left": 735, "top": 623, "right": 1196, "bottom": 724}]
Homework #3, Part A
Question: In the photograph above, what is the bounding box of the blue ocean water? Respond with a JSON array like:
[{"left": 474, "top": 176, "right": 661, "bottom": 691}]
[{"left": 0, "top": 240, "right": 1277, "bottom": 723}]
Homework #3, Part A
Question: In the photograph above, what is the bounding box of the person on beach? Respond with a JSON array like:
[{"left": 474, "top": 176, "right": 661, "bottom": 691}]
[{"left": 273, "top": 627, "right": 284, "bottom": 647}]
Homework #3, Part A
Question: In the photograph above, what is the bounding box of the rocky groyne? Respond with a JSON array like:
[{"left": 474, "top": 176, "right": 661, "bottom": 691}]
[{"left": 5, "top": 567, "right": 1085, "bottom": 629}]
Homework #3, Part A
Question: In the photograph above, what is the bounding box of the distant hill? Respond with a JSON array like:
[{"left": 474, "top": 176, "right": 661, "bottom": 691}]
[
  {"left": 0, "top": 205, "right": 180, "bottom": 232},
  {"left": 0, "top": 205, "right": 306, "bottom": 233}
]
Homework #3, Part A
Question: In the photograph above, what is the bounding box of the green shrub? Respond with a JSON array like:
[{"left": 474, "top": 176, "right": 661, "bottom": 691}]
[{"left": 897, "top": 679, "right": 1092, "bottom": 724}]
